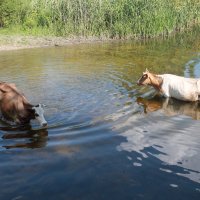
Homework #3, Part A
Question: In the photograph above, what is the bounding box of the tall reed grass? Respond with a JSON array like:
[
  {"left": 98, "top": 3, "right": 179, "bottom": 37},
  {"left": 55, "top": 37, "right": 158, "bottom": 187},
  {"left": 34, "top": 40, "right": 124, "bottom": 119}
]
[{"left": 0, "top": 0, "right": 200, "bottom": 38}]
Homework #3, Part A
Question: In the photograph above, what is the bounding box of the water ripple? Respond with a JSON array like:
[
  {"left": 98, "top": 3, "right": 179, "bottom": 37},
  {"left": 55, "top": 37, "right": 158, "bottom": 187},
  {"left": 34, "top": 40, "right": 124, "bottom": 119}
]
[{"left": 1, "top": 39, "right": 200, "bottom": 199}]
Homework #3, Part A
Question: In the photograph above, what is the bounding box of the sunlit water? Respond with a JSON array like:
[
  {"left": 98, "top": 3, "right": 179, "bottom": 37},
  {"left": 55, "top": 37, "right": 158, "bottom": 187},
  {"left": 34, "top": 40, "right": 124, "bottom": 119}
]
[{"left": 0, "top": 29, "right": 200, "bottom": 200}]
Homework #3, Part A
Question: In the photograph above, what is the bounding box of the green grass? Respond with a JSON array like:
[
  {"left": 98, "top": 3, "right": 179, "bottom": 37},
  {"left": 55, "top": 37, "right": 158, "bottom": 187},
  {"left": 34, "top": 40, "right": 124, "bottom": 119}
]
[{"left": 0, "top": 0, "right": 200, "bottom": 38}]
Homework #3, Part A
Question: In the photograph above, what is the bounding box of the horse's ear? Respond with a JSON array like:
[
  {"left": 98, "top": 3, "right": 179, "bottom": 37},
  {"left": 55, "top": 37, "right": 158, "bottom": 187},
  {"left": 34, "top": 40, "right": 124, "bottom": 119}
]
[{"left": 35, "top": 104, "right": 46, "bottom": 108}]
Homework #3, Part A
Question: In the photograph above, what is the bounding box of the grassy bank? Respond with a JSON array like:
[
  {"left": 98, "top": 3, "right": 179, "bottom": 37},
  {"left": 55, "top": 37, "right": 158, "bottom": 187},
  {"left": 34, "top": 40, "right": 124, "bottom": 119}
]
[{"left": 0, "top": 0, "right": 200, "bottom": 39}]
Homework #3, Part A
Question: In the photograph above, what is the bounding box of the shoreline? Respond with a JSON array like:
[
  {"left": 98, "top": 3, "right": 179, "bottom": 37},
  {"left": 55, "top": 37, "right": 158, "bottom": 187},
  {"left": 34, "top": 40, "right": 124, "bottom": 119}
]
[
  {"left": 0, "top": 35, "right": 115, "bottom": 52},
  {"left": 0, "top": 24, "right": 199, "bottom": 52}
]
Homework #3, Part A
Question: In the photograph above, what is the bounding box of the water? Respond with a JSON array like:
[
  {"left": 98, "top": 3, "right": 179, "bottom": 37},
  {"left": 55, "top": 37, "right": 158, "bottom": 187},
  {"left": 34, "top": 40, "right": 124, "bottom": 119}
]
[{"left": 0, "top": 29, "right": 200, "bottom": 200}]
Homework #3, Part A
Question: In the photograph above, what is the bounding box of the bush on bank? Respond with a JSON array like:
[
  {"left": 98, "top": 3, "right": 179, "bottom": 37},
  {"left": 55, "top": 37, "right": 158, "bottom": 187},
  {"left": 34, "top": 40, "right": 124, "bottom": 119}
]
[{"left": 0, "top": 0, "right": 200, "bottom": 38}]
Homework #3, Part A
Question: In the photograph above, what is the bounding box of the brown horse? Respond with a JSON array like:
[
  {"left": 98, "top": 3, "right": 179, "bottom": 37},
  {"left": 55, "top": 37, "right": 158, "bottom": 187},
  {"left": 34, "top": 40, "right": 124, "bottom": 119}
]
[{"left": 0, "top": 82, "right": 47, "bottom": 126}]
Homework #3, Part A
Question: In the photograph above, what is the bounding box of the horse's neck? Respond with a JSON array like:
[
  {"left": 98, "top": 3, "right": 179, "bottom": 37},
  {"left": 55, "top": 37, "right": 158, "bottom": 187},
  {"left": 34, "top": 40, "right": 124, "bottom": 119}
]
[{"left": 149, "top": 74, "right": 163, "bottom": 91}]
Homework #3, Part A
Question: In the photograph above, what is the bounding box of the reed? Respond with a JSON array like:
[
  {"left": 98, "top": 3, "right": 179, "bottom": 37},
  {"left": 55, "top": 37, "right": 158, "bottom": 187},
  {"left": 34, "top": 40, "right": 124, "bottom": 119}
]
[{"left": 0, "top": 0, "right": 200, "bottom": 38}]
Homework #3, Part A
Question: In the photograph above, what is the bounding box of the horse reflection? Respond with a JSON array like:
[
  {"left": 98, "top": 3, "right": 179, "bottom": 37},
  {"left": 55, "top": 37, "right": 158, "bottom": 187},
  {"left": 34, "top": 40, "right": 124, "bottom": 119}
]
[
  {"left": 137, "top": 95, "right": 200, "bottom": 120},
  {"left": 1, "top": 126, "right": 48, "bottom": 149}
]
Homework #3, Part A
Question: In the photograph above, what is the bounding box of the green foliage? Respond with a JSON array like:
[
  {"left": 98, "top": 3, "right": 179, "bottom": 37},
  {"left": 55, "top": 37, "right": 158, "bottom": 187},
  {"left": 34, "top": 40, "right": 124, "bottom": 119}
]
[
  {"left": 0, "top": 0, "right": 22, "bottom": 27},
  {"left": 0, "top": 0, "right": 200, "bottom": 38}
]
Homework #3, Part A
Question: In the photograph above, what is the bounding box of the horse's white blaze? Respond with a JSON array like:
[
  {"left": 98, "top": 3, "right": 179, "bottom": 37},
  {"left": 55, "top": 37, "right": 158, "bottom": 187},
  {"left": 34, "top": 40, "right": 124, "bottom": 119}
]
[{"left": 33, "top": 104, "right": 47, "bottom": 126}]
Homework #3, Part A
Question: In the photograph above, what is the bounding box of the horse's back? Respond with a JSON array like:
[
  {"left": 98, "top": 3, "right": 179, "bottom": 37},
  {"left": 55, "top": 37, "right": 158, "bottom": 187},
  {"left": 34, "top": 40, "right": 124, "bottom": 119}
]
[{"left": 160, "top": 74, "right": 200, "bottom": 101}]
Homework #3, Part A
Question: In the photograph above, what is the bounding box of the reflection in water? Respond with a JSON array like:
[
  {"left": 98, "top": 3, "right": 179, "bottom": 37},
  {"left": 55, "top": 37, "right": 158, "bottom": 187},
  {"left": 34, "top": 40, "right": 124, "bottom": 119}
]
[
  {"left": 0, "top": 26, "right": 200, "bottom": 199},
  {"left": 1, "top": 128, "right": 48, "bottom": 149},
  {"left": 116, "top": 95, "right": 200, "bottom": 184},
  {"left": 137, "top": 95, "right": 200, "bottom": 120}
]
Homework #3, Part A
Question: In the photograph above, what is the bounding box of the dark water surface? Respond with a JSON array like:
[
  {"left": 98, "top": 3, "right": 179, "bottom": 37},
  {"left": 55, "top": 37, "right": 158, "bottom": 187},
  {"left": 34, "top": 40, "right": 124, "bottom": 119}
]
[{"left": 0, "top": 30, "right": 200, "bottom": 200}]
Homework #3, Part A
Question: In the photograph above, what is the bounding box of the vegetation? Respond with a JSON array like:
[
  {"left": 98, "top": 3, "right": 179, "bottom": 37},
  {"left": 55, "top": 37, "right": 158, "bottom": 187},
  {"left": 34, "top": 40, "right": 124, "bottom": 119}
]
[{"left": 0, "top": 0, "right": 200, "bottom": 38}]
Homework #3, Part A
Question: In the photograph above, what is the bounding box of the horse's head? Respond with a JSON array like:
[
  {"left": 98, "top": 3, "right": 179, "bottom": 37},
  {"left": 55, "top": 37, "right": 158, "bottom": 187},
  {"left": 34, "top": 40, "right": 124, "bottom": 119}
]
[
  {"left": 31, "top": 104, "right": 47, "bottom": 127},
  {"left": 137, "top": 68, "right": 152, "bottom": 86}
]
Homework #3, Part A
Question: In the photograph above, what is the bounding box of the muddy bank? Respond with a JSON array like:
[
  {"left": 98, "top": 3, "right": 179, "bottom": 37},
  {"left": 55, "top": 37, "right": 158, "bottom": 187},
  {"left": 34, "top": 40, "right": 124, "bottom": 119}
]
[{"left": 0, "top": 35, "right": 111, "bottom": 51}]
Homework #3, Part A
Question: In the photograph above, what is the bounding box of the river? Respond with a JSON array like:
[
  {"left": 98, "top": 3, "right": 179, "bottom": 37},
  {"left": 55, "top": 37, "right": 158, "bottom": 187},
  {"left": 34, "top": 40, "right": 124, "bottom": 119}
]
[{"left": 0, "top": 29, "right": 200, "bottom": 200}]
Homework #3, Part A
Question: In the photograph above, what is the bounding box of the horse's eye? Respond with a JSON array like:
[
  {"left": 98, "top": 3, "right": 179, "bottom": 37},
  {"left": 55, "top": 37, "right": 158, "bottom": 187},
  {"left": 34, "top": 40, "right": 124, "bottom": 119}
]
[
  {"left": 35, "top": 113, "right": 39, "bottom": 117},
  {"left": 143, "top": 74, "right": 147, "bottom": 78}
]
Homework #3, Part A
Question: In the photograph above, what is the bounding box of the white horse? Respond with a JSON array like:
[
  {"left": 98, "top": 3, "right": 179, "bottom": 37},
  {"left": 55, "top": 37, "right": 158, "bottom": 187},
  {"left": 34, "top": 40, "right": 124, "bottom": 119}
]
[{"left": 137, "top": 69, "right": 200, "bottom": 101}]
